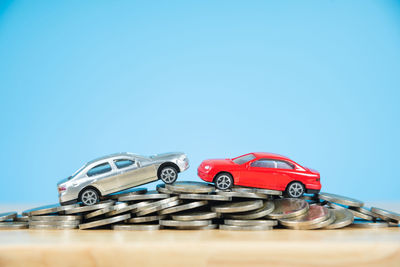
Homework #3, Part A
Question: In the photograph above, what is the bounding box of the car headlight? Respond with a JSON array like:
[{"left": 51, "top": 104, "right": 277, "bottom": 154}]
[{"left": 204, "top": 165, "right": 210, "bottom": 170}]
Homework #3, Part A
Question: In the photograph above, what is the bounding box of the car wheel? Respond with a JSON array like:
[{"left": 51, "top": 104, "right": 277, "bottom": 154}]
[
  {"left": 80, "top": 188, "right": 99, "bottom": 206},
  {"left": 214, "top": 173, "right": 233, "bottom": 190},
  {"left": 159, "top": 166, "right": 178, "bottom": 184},
  {"left": 286, "top": 182, "right": 305, "bottom": 198}
]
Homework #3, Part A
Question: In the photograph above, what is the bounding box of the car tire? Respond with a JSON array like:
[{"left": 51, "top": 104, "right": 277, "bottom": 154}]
[
  {"left": 79, "top": 188, "right": 100, "bottom": 206},
  {"left": 214, "top": 173, "right": 233, "bottom": 190},
  {"left": 159, "top": 166, "right": 178, "bottom": 184},
  {"left": 285, "top": 182, "right": 305, "bottom": 198}
]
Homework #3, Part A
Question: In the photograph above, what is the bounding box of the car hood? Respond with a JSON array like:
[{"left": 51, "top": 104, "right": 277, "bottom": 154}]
[
  {"left": 202, "top": 158, "right": 235, "bottom": 167},
  {"left": 150, "top": 152, "right": 184, "bottom": 161}
]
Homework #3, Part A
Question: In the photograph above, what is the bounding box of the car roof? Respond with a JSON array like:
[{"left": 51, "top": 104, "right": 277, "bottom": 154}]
[
  {"left": 251, "top": 152, "right": 291, "bottom": 161},
  {"left": 87, "top": 152, "right": 137, "bottom": 165}
]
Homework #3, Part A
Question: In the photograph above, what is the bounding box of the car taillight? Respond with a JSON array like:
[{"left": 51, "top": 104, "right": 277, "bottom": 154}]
[
  {"left": 316, "top": 178, "right": 320, "bottom": 181},
  {"left": 58, "top": 186, "right": 66, "bottom": 193}
]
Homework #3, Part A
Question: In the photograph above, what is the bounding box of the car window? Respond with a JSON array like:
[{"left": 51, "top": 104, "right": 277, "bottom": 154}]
[
  {"left": 276, "top": 160, "right": 294, "bottom": 169},
  {"left": 251, "top": 159, "right": 276, "bottom": 168},
  {"left": 232, "top": 154, "right": 256, "bottom": 164},
  {"left": 87, "top": 163, "right": 112, "bottom": 177},
  {"left": 114, "top": 159, "right": 135, "bottom": 169}
]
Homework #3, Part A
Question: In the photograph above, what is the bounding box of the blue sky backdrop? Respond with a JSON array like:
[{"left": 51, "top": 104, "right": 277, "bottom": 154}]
[{"left": 0, "top": 0, "right": 399, "bottom": 203}]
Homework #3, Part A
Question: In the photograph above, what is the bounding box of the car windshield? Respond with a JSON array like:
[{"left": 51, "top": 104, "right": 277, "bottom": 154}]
[
  {"left": 68, "top": 165, "right": 86, "bottom": 180},
  {"left": 232, "top": 154, "right": 256, "bottom": 164}
]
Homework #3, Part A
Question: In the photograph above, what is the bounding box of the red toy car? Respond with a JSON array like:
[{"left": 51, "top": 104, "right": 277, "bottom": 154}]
[{"left": 197, "top": 152, "right": 321, "bottom": 198}]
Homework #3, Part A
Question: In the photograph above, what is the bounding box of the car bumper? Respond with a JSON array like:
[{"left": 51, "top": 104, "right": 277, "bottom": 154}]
[
  {"left": 59, "top": 191, "right": 78, "bottom": 205},
  {"left": 197, "top": 169, "right": 213, "bottom": 182},
  {"left": 177, "top": 160, "right": 190, "bottom": 172},
  {"left": 305, "top": 182, "right": 321, "bottom": 194}
]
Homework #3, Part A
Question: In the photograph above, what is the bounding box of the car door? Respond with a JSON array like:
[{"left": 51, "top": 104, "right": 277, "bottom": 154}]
[
  {"left": 114, "top": 157, "right": 157, "bottom": 190},
  {"left": 274, "top": 160, "right": 297, "bottom": 191},
  {"left": 241, "top": 159, "right": 279, "bottom": 189},
  {"left": 87, "top": 161, "right": 118, "bottom": 194}
]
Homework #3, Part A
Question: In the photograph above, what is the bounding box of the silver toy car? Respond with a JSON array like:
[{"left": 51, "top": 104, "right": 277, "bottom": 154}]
[{"left": 57, "top": 152, "right": 189, "bottom": 206}]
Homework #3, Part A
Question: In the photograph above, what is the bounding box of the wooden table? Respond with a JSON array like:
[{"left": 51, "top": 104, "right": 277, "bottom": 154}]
[{"left": 0, "top": 204, "right": 399, "bottom": 267}]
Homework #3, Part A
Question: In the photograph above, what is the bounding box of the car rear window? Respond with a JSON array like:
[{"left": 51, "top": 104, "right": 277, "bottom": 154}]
[{"left": 115, "top": 159, "right": 134, "bottom": 169}]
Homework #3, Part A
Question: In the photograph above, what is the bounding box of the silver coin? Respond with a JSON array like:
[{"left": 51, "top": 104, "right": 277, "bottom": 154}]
[
  {"left": 30, "top": 215, "right": 82, "bottom": 221},
  {"left": 118, "top": 190, "right": 169, "bottom": 201},
  {"left": 347, "top": 208, "right": 374, "bottom": 221},
  {"left": 128, "top": 215, "right": 166, "bottom": 223},
  {"left": 224, "top": 201, "right": 274, "bottom": 220},
  {"left": 285, "top": 209, "right": 336, "bottom": 230},
  {"left": 112, "top": 224, "right": 160, "bottom": 231},
  {"left": 371, "top": 207, "right": 400, "bottom": 221},
  {"left": 105, "top": 201, "right": 153, "bottom": 217},
  {"left": 13, "top": 215, "right": 29, "bottom": 222},
  {"left": 179, "top": 193, "right": 231, "bottom": 201},
  {"left": 160, "top": 219, "right": 211, "bottom": 227},
  {"left": 279, "top": 205, "right": 330, "bottom": 227},
  {"left": 165, "top": 181, "right": 214, "bottom": 194},
  {"left": 22, "top": 203, "right": 81, "bottom": 216},
  {"left": 217, "top": 191, "right": 270, "bottom": 199},
  {"left": 29, "top": 224, "right": 78, "bottom": 230},
  {"left": 232, "top": 186, "right": 282, "bottom": 196},
  {"left": 211, "top": 200, "right": 263, "bottom": 213},
  {"left": 0, "top": 212, "right": 17, "bottom": 222},
  {"left": 156, "top": 184, "right": 175, "bottom": 194},
  {"left": 64, "top": 200, "right": 115, "bottom": 214},
  {"left": 136, "top": 199, "right": 181, "bottom": 216},
  {"left": 301, "top": 195, "right": 319, "bottom": 201},
  {"left": 224, "top": 219, "right": 277, "bottom": 227},
  {"left": 171, "top": 211, "right": 219, "bottom": 221},
  {"left": 351, "top": 221, "right": 389, "bottom": 228},
  {"left": 29, "top": 220, "right": 81, "bottom": 226},
  {"left": 135, "top": 197, "right": 179, "bottom": 211},
  {"left": 219, "top": 224, "right": 273, "bottom": 231},
  {"left": 267, "top": 198, "right": 309, "bottom": 219},
  {"left": 173, "top": 224, "right": 218, "bottom": 230},
  {"left": 84, "top": 204, "right": 123, "bottom": 219},
  {"left": 0, "top": 222, "right": 28, "bottom": 229},
  {"left": 107, "top": 188, "right": 147, "bottom": 199},
  {"left": 79, "top": 214, "right": 131, "bottom": 230},
  {"left": 158, "top": 201, "right": 208, "bottom": 215},
  {"left": 351, "top": 206, "right": 380, "bottom": 218},
  {"left": 318, "top": 192, "right": 363, "bottom": 207},
  {"left": 323, "top": 208, "right": 354, "bottom": 229}
]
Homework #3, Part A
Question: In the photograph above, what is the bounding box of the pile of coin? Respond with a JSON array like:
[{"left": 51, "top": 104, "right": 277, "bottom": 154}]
[{"left": 0, "top": 182, "right": 399, "bottom": 230}]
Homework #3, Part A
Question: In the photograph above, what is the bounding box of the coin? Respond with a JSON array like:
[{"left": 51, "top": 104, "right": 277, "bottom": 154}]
[
  {"left": 174, "top": 224, "right": 218, "bottom": 230},
  {"left": 13, "top": 215, "right": 29, "bottom": 222},
  {"left": 29, "top": 220, "right": 81, "bottom": 226},
  {"left": 279, "top": 205, "right": 330, "bottom": 227},
  {"left": 224, "top": 201, "right": 274, "bottom": 220},
  {"left": 0, "top": 222, "right": 28, "bottom": 229},
  {"left": 158, "top": 201, "right": 208, "bottom": 215},
  {"left": 165, "top": 181, "right": 214, "bottom": 194},
  {"left": 351, "top": 221, "right": 389, "bottom": 228},
  {"left": 351, "top": 206, "right": 379, "bottom": 218},
  {"left": 105, "top": 201, "right": 153, "bottom": 217},
  {"left": 23, "top": 203, "right": 80, "bottom": 216},
  {"left": 219, "top": 224, "right": 273, "bottom": 231},
  {"left": 107, "top": 188, "right": 147, "bottom": 199},
  {"left": 179, "top": 193, "right": 231, "bottom": 201},
  {"left": 232, "top": 186, "right": 282, "bottom": 196},
  {"left": 267, "top": 199, "right": 309, "bottom": 219},
  {"left": 171, "top": 211, "right": 219, "bottom": 221},
  {"left": 318, "top": 192, "right": 363, "bottom": 207},
  {"left": 323, "top": 208, "right": 354, "bottom": 229},
  {"left": 217, "top": 191, "right": 270, "bottom": 199},
  {"left": 79, "top": 214, "right": 131, "bottom": 230},
  {"left": 85, "top": 204, "right": 121, "bottom": 219},
  {"left": 64, "top": 200, "right": 115, "bottom": 214},
  {"left": 224, "top": 219, "right": 278, "bottom": 227},
  {"left": 29, "top": 224, "right": 78, "bottom": 230},
  {"left": 112, "top": 224, "right": 160, "bottom": 231},
  {"left": 118, "top": 190, "right": 169, "bottom": 201},
  {"left": 211, "top": 200, "right": 263, "bottom": 213},
  {"left": 347, "top": 208, "right": 374, "bottom": 221},
  {"left": 371, "top": 207, "right": 400, "bottom": 221},
  {"left": 156, "top": 184, "right": 175, "bottom": 194},
  {"left": 160, "top": 219, "right": 211, "bottom": 227},
  {"left": 128, "top": 215, "right": 166, "bottom": 223},
  {"left": 30, "top": 215, "right": 82, "bottom": 221},
  {"left": 285, "top": 209, "right": 336, "bottom": 230},
  {"left": 0, "top": 212, "right": 17, "bottom": 222},
  {"left": 136, "top": 199, "right": 181, "bottom": 216}
]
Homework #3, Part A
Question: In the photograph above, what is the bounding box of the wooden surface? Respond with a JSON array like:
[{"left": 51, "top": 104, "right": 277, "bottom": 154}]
[{"left": 0, "top": 203, "right": 399, "bottom": 267}]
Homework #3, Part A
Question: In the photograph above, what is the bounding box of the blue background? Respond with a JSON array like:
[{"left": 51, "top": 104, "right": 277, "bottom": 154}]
[{"left": 1, "top": 0, "right": 399, "bottom": 203}]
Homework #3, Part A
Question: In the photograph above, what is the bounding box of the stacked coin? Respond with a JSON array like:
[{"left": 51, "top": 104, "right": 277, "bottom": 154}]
[{"left": 2, "top": 183, "right": 398, "bottom": 231}]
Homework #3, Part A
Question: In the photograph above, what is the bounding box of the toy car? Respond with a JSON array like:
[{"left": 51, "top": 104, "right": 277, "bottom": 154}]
[
  {"left": 197, "top": 152, "right": 321, "bottom": 198},
  {"left": 57, "top": 152, "right": 189, "bottom": 205}
]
